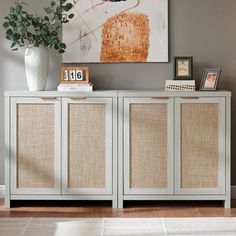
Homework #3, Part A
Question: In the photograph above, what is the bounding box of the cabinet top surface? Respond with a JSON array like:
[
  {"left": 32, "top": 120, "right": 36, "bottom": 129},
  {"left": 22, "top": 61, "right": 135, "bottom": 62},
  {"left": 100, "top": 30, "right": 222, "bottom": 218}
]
[{"left": 5, "top": 90, "right": 231, "bottom": 97}]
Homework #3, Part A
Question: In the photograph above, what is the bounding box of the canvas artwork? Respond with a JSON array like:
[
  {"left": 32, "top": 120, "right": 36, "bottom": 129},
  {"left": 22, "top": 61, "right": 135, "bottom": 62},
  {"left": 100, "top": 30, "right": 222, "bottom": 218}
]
[{"left": 62, "top": 0, "right": 168, "bottom": 63}]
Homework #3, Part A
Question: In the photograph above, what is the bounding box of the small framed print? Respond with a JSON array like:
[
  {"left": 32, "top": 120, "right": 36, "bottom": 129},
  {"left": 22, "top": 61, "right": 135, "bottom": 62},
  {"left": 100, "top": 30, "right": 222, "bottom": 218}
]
[
  {"left": 199, "top": 69, "right": 221, "bottom": 91},
  {"left": 174, "top": 57, "right": 193, "bottom": 80},
  {"left": 61, "top": 66, "right": 89, "bottom": 84}
]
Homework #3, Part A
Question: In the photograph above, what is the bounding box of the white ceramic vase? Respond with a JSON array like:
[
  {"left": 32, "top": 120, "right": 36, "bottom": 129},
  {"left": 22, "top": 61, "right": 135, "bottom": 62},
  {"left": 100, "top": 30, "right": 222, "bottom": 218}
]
[{"left": 25, "top": 45, "right": 49, "bottom": 91}]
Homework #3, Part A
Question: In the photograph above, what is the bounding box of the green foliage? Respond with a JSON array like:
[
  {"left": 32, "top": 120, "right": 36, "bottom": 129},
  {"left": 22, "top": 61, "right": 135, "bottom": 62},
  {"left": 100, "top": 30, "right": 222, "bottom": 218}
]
[{"left": 3, "top": 0, "right": 74, "bottom": 53}]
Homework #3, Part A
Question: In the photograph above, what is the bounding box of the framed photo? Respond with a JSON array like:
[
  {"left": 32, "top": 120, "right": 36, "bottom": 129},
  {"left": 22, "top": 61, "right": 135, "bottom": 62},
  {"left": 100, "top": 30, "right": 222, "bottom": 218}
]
[
  {"left": 60, "top": 66, "right": 89, "bottom": 84},
  {"left": 199, "top": 69, "right": 221, "bottom": 91},
  {"left": 174, "top": 57, "right": 193, "bottom": 80}
]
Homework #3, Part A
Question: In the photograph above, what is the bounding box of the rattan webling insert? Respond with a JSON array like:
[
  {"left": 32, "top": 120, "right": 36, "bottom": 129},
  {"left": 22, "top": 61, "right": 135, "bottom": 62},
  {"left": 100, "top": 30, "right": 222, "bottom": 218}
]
[
  {"left": 181, "top": 103, "right": 219, "bottom": 188},
  {"left": 17, "top": 104, "right": 55, "bottom": 188},
  {"left": 68, "top": 104, "right": 106, "bottom": 188},
  {"left": 130, "top": 103, "right": 168, "bottom": 188}
]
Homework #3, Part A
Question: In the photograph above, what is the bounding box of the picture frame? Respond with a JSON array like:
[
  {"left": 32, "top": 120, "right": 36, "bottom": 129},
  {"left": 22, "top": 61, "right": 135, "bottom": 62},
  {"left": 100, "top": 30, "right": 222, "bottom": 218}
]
[
  {"left": 199, "top": 69, "right": 221, "bottom": 91},
  {"left": 60, "top": 66, "right": 90, "bottom": 84},
  {"left": 63, "top": 0, "right": 168, "bottom": 63},
  {"left": 174, "top": 56, "right": 193, "bottom": 80}
]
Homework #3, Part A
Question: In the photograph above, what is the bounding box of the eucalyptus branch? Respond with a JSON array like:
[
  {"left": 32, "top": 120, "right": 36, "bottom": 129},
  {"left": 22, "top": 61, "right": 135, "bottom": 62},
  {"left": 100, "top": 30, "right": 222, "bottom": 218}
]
[{"left": 3, "top": 0, "right": 74, "bottom": 53}]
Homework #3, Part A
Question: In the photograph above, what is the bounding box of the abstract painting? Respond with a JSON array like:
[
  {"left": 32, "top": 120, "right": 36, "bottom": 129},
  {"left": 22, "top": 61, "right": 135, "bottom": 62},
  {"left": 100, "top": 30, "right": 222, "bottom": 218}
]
[{"left": 62, "top": 0, "right": 168, "bottom": 63}]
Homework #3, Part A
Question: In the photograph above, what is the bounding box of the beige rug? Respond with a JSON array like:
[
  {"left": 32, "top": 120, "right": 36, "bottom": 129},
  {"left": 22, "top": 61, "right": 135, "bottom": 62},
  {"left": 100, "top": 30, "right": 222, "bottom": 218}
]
[{"left": 0, "top": 217, "right": 236, "bottom": 236}]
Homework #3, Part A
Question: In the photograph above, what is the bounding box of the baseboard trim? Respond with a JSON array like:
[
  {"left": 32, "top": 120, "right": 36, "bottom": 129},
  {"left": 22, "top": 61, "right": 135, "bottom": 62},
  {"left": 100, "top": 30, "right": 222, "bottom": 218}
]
[
  {"left": 0, "top": 185, "right": 236, "bottom": 199},
  {"left": 0, "top": 185, "right": 5, "bottom": 198}
]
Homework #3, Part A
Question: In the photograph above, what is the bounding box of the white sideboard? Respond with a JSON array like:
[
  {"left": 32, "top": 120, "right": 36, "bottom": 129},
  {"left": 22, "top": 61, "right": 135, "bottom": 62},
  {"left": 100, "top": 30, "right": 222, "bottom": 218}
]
[{"left": 5, "top": 90, "right": 231, "bottom": 208}]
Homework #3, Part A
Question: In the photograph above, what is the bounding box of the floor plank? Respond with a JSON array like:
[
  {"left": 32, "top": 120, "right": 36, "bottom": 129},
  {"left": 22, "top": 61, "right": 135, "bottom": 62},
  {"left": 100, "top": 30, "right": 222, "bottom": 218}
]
[
  {"left": 197, "top": 208, "right": 236, "bottom": 217},
  {"left": 0, "top": 199, "right": 235, "bottom": 218}
]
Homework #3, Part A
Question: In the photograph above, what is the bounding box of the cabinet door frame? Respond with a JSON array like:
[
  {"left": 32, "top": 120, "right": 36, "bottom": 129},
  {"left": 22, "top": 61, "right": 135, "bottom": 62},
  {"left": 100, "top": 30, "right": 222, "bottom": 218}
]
[
  {"left": 175, "top": 97, "right": 226, "bottom": 195},
  {"left": 62, "top": 97, "right": 113, "bottom": 195},
  {"left": 124, "top": 97, "right": 174, "bottom": 195},
  {"left": 10, "top": 97, "right": 61, "bottom": 195}
]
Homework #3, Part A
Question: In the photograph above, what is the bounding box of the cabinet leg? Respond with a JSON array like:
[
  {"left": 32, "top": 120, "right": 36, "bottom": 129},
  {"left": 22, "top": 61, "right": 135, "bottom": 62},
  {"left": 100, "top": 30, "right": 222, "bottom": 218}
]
[
  {"left": 224, "top": 198, "right": 231, "bottom": 209},
  {"left": 118, "top": 198, "right": 123, "bottom": 209},
  {"left": 5, "top": 198, "right": 10, "bottom": 208},
  {"left": 112, "top": 199, "right": 118, "bottom": 209}
]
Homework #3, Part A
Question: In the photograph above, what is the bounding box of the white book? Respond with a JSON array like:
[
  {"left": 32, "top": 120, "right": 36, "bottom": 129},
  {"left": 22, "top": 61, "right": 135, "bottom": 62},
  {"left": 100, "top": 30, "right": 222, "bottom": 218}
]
[
  {"left": 57, "top": 85, "right": 93, "bottom": 92},
  {"left": 165, "top": 80, "right": 195, "bottom": 91},
  {"left": 59, "top": 83, "right": 92, "bottom": 87}
]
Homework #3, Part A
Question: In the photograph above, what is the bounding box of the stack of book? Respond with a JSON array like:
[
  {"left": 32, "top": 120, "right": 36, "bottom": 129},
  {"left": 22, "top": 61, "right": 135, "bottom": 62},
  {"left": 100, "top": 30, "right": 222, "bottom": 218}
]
[
  {"left": 165, "top": 80, "right": 195, "bottom": 91},
  {"left": 57, "top": 83, "right": 93, "bottom": 92}
]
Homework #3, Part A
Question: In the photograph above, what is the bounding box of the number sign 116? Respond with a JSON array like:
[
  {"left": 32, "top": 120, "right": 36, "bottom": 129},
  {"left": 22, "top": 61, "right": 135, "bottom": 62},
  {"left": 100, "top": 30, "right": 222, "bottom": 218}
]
[{"left": 64, "top": 70, "right": 83, "bottom": 81}]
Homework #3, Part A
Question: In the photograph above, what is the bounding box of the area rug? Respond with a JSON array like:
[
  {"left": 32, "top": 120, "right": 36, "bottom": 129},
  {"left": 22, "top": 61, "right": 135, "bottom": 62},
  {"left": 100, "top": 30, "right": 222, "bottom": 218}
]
[{"left": 0, "top": 217, "right": 236, "bottom": 236}]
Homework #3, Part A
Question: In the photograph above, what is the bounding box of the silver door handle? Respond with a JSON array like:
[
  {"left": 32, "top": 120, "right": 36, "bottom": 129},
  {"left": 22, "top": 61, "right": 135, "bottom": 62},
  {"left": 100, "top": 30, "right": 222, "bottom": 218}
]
[
  {"left": 68, "top": 96, "right": 87, "bottom": 100},
  {"left": 40, "top": 97, "right": 57, "bottom": 100},
  {"left": 180, "top": 97, "right": 199, "bottom": 99},
  {"left": 151, "top": 97, "right": 170, "bottom": 100}
]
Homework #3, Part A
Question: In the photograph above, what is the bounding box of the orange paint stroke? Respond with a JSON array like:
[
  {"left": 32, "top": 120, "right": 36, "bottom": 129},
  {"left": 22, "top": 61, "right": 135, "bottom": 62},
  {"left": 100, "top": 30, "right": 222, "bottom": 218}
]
[
  {"left": 70, "top": 14, "right": 99, "bottom": 45},
  {"left": 72, "top": 1, "right": 107, "bottom": 24},
  {"left": 100, "top": 12, "right": 149, "bottom": 62},
  {"left": 91, "top": 0, "right": 94, "bottom": 9},
  {"left": 71, "top": 0, "right": 141, "bottom": 44},
  {"left": 69, "top": 1, "right": 99, "bottom": 44},
  {"left": 121, "top": 0, "right": 140, "bottom": 14},
  {"left": 81, "top": 15, "right": 98, "bottom": 41},
  {"left": 70, "top": 22, "right": 104, "bottom": 45}
]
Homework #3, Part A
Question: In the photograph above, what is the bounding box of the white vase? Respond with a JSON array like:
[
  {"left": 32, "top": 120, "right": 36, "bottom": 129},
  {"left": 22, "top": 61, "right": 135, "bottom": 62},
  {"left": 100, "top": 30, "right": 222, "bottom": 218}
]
[{"left": 25, "top": 45, "right": 49, "bottom": 91}]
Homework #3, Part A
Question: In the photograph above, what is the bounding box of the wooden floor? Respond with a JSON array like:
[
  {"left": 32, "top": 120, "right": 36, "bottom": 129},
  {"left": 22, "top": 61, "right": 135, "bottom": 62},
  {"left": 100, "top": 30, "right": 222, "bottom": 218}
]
[{"left": 1, "top": 199, "right": 236, "bottom": 217}]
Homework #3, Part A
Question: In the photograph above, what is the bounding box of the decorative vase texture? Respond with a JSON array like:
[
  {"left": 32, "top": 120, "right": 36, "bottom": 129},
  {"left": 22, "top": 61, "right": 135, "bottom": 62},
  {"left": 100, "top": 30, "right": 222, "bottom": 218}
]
[{"left": 25, "top": 45, "right": 49, "bottom": 91}]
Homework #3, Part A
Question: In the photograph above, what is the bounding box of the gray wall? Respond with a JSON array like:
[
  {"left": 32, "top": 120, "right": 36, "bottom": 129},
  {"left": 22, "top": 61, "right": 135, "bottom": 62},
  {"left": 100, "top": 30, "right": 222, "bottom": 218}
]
[{"left": 1, "top": 0, "right": 236, "bottom": 185}]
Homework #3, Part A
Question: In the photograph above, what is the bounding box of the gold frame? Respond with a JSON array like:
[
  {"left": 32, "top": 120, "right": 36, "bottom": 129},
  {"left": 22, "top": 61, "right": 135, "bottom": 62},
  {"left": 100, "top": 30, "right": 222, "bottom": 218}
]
[{"left": 60, "top": 66, "right": 90, "bottom": 84}]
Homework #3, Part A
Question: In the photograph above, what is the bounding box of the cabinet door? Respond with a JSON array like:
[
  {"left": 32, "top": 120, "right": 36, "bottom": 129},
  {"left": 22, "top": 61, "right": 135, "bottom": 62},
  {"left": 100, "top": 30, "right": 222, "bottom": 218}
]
[
  {"left": 175, "top": 97, "right": 225, "bottom": 194},
  {"left": 62, "top": 98, "right": 113, "bottom": 194},
  {"left": 10, "top": 98, "right": 61, "bottom": 194},
  {"left": 124, "top": 98, "right": 174, "bottom": 194}
]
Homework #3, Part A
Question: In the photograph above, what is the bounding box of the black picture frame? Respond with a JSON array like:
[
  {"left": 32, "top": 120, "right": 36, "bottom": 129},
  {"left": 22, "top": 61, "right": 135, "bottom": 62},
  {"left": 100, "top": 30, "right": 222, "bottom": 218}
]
[
  {"left": 174, "top": 56, "right": 193, "bottom": 80},
  {"left": 199, "top": 69, "right": 221, "bottom": 91}
]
